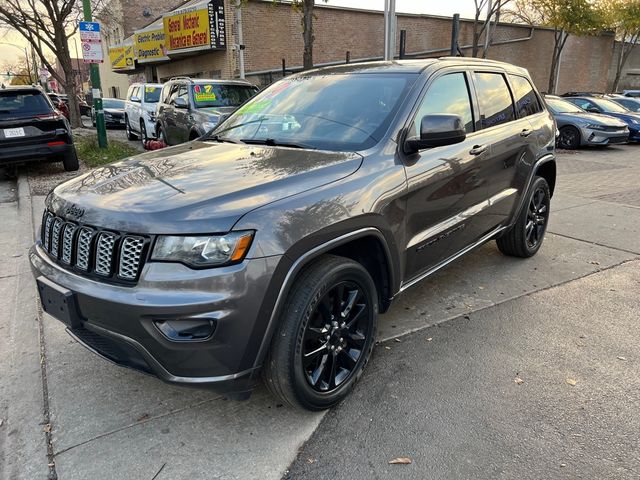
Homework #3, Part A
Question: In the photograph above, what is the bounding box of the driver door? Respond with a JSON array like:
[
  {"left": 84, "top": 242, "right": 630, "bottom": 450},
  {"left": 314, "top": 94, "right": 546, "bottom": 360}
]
[{"left": 402, "top": 70, "right": 489, "bottom": 282}]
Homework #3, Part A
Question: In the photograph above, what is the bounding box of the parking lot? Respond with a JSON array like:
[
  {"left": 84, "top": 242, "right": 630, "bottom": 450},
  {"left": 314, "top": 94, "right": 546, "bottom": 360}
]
[{"left": 1, "top": 144, "right": 639, "bottom": 479}]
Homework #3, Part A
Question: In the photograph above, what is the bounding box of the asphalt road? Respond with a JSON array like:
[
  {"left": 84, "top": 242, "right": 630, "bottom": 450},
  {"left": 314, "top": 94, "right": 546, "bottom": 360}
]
[{"left": 0, "top": 144, "right": 639, "bottom": 480}]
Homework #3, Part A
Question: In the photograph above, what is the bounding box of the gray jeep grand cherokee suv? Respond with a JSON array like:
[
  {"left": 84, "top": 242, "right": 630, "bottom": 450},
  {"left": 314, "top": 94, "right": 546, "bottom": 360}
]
[{"left": 30, "top": 59, "right": 556, "bottom": 410}]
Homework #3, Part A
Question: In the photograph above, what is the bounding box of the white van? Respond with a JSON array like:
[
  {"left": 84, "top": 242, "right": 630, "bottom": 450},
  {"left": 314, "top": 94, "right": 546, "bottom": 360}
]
[{"left": 124, "top": 83, "right": 163, "bottom": 141}]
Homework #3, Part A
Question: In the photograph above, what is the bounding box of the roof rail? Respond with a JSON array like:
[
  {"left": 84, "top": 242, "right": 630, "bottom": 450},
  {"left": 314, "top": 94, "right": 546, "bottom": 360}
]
[
  {"left": 168, "top": 76, "right": 193, "bottom": 82},
  {"left": 438, "top": 56, "right": 505, "bottom": 64}
]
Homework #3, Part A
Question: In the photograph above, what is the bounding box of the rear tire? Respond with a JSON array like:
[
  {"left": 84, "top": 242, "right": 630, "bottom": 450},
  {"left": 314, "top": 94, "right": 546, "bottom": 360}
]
[
  {"left": 263, "top": 255, "right": 378, "bottom": 411},
  {"left": 558, "top": 126, "right": 581, "bottom": 149},
  {"left": 125, "top": 117, "right": 137, "bottom": 140},
  {"left": 60, "top": 147, "right": 79, "bottom": 172},
  {"left": 496, "top": 176, "right": 550, "bottom": 258}
]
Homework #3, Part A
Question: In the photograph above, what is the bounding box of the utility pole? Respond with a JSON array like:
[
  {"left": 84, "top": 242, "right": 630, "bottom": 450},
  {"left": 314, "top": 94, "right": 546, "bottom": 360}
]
[
  {"left": 235, "top": 0, "right": 245, "bottom": 79},
  {"left": 82, "top": 0, "right": 108, "bottom": 148},
  {"left": 383, "top": 0, "right": 396, "bottom": 61}
]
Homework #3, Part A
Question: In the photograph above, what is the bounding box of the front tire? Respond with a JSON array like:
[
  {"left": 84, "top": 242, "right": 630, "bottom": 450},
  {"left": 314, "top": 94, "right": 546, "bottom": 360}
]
[
  {"left": 140, "top": 120, "right": 148, "bottom": 144},
  {"left": 558, "top": 126, "right": 581, "bottom": 149},
  {"left": 263, "top": 255, "right": 378, "bottom": 410},
  {"left": 497, "top": 176, "right": 550, "bottom": 258}
]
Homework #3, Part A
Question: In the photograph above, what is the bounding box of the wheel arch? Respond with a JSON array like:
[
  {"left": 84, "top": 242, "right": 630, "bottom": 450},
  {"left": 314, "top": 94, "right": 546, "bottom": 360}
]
[
  {"left": 534, "top": 157, "right": 556, "bottom": 197},
  {"left": 250, "top": 228, "right": 397, "bottom": 372}
]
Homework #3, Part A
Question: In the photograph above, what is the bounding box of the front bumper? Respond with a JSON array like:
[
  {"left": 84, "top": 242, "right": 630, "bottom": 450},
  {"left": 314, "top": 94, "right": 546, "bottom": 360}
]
[
  {"left": 579, "top": 126, "right": 629, "bottom": 146},
  {"left": 30, "top": 242, "right": 282, "bottom": 393}
]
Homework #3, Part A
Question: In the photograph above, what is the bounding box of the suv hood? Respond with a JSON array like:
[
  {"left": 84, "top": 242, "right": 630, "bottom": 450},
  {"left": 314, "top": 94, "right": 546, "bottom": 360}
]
[{"left": 48, "top": 141, "right": 362, "bottom": 234}]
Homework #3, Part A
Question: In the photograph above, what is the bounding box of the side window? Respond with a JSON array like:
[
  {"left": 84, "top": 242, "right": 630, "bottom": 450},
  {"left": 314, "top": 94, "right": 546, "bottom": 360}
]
[
  {"left": 509, "top": 75, "right": 542, "bottom": 118},
  {"left": 176, "top": 85, "right": 189, "bottom": 103},
  {"left": 131, "top": 86, "right": 140, "bottom": 102},
  {"left": 572, "top": 99, "right": 598, "bottom": 111},
  {"left": 167, "top": 84, "right": 181, "bottom": 104},
  {"left": 160, "top": 83, "right": 173, "bottom": 104},
  {"left": 474, "top": 72, "right": 516, "bottom": 129},
  {"left": 413, "top": 72, "right": 474, "bottom": 136}
]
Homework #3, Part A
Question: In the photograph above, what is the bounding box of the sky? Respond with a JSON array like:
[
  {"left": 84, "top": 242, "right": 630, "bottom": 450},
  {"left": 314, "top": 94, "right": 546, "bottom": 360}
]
[{"left": 0, "top": 0, "right": 478, "bottom": 75}]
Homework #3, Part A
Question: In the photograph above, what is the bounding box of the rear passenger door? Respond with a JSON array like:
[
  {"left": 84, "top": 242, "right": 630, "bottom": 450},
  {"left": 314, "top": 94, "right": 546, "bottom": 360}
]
[{"left": 469, "top": 71, "right": 529, "bottom": 232}]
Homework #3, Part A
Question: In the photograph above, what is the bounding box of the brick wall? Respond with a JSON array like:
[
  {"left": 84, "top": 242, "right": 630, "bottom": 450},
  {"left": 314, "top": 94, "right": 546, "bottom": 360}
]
[{"left": 609, "top": 42, "right": 640, "bottom": 91}]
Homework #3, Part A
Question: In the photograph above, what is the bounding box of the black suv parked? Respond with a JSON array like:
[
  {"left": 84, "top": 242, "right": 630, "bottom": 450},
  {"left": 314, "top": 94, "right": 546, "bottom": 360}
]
[
  {"left": 30, "top": 59, "right": 556, "bottom": 410},
  {"left": 0, "top": 86, "right": 78, "bottom": 171},
  {"left": 155, "top": 77, "right": 258, "bottom": 145}
]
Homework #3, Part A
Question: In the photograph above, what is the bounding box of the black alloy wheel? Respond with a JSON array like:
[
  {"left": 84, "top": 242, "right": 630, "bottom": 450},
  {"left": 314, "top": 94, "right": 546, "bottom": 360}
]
[
  {"left": 558, "top": 126, "right": 581, "bottom": 149},
  {"left": 525, "top": 186, "right": 549, "bottom": 249},
  {"left": 301, "top": 280, "right": 371, "bottom": 392},
  {"left": 263, "top": 255, "right": 378, "bottom": 410},
  {"left": 496, "top": 176, "right": 550, "bottom": 258}
]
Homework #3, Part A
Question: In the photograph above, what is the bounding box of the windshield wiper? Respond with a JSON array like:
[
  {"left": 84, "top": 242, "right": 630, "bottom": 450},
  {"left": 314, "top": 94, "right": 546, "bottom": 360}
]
[
  {"left": 240, "top": 138, "right": 316, "bottom": 149},
  {"left": 207, "top": 135, "right": 244, "bottom": 145}
]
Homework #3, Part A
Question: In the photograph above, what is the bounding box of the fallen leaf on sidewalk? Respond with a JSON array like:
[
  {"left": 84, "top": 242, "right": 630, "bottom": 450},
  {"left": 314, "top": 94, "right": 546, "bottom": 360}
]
[
  {"left": 426, "top": 337, "right": 433, "bottom": 342},
  {"left": 394, "top": 338, "right": 401, "bottom": 343},
  {"left": 384, "top": 346, "right": 391, "bottom": 350},
  {"left": 389, "top": 457, "right": 412, "bottom": 464},
  {"left": 617, "top": 356, "right": 627, "bottom": 361},
  {"left": 566, "top": 378, "right": 577, "bottom": 386},
  {"left": 43, "top": 424, "right": 51, "bottom": 433},
  {"left": 136, "top": 413, "right": 150, "bottom": 422},
  {"left": 514, "top": 377, "right": 524, "bottom": 385},
  {"left": 307, "top": 458, "right": 316, "bottom": 464}
]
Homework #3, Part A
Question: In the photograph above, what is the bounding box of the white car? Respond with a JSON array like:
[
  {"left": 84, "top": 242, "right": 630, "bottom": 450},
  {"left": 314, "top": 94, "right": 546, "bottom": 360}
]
[{"left": 124, "top": 83, "right": 162, "bottom": 141}]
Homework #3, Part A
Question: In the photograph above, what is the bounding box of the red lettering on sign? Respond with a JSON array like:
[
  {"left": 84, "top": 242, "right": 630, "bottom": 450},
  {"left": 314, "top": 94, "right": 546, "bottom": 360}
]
[{"left": 182, "top": 14, "right": 199, "bottom": 30}]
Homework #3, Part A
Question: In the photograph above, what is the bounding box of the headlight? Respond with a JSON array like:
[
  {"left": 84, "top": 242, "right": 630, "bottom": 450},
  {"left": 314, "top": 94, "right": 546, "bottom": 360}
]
[
  {"left": 201, "top": 121, "right": 218, "bottom": 131},
  {"left": 146, "top": 110, "right": 156, "bottom": 121},
  {"left": 631, "top": 118, "right": 640, "bottom": 125},
  {"left": 585, "top": 124, "right": 606, "bottom": 131},
  {"left": 151, "top": 231, "right": 254, "bottom": 268}
]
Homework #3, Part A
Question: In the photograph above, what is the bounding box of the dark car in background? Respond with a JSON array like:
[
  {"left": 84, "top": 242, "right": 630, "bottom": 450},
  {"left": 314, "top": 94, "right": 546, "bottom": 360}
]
[
  {"left": 563, "top": 96, "right": 640, "bottom": 142},
  {"left": 155, "top": 77, "right": 258, "bottom": 145},
  {"left": 47, "top": 93, "right": 70, "bottom": 120},
  {"left": 30, "top": 59, "right": 556, "bottom": 410},
  {"left": 92, "top": 98, "right": 126, "bottom": 127},
  {"left": 607, "top": 95, "right": 640, "bottom": 113},
  {"left": 0, "top": 86, "right": 78, "bottom": 171},
  {"left": 545, "top": 96, "right": 629, "bottom": 149}
]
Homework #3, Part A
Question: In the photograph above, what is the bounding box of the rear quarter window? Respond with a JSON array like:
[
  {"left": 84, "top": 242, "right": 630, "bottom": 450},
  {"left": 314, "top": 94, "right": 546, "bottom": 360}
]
[
  {"left": 509, "top": 75, "right": 543, "bottom": 117},
  {"left": 473, "top": 72, "right": 516, "bottom": 129}
]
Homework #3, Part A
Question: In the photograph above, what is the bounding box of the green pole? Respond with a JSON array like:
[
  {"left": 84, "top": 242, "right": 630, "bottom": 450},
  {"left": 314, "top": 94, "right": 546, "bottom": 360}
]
[{"left": 82, "top": 0, "right": 108, "bottom": 148}]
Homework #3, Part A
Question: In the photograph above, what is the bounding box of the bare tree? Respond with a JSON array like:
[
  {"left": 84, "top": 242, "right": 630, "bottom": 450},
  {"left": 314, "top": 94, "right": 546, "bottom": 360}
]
[
  {"left": 472, "top": 0, "right": 512, "bottom": 58},
  {"left": 607, "top": 0, "right": 640, "bottom": 92},
  {"left": 0, "top": 0, "right": 89, "bottom": 126},
  {"left": 2, "top": 57, "right": 37, "bottom": 85},
  {"left": 504, "top": 0, "right": 606, "bottom": 94}
]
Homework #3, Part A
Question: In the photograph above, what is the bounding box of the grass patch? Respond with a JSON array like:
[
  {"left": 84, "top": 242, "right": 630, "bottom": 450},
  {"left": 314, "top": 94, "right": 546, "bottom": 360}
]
[{"left": 75, "top": 135, "right": 139, "bottom": 168}]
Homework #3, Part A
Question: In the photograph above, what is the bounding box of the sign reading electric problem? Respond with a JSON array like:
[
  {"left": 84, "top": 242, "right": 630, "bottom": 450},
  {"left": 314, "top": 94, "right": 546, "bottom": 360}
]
[{"left": 163, "top": 0, "right": 226, "bottom": 55}]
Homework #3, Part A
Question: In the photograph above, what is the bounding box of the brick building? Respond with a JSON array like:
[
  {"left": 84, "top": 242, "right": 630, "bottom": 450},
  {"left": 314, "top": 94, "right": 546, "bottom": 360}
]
[{"left": 101, "top": 0, "right": 640, "bottom": 97}]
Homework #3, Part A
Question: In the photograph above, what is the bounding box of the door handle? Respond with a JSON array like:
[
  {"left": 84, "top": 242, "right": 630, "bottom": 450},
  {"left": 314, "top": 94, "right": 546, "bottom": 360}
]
[
  {"left": 470, "top": 144, "right": 488, "bottom": 156},
  {"left": 520, "top": 128, "right": 533, "bottom": 137}
]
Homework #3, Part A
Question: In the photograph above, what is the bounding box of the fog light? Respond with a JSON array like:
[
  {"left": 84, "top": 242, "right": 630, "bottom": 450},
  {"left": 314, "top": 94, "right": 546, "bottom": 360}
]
[{"left": 154, "top": 318, "right": 217, "bottom": 341}]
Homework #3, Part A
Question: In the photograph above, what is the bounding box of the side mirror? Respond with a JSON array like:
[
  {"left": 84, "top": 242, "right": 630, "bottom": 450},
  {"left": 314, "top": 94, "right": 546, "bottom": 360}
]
[
  {"left": 586, "top": 107, "right": 600, "bottom": 113},
  {"left": 130, "top": 96, "right": 140, "bottom": 103},
  {"left": 404, "top": 114, "right": 466, "bottom": 154},
  {"left": 172, "top": 97, "right": 189, "bottom": 109}
]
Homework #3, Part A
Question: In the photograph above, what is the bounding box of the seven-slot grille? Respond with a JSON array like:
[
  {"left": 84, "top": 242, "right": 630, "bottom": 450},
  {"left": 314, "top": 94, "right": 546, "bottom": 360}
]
[{"left": 40, "top": 210, "right": 148, "bottom": 282}]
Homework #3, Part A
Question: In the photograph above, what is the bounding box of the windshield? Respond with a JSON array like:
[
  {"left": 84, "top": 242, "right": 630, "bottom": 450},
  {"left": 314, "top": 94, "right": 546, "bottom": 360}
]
[
  {"left": 144, "top": 86, "right": 161, "bottom": 103},
  {"left": 209, "top": 74, "right": 414, "bottom": 151},
  {"left": 103, "top": 99, "right": 125, "bottom": 109},
  {"left": 192, "top": 84, "right": 257, "bottom": 108},
  {"left": 546, "top": 98, "right": 584, "bottom": 114},
  {"left": 614, "top": 99, "right": 640, "bottom": 112},
  {"left": 592, "top": 98, "right": 630, "bottom": 113},
  {"left": 0, "top": 91, "right": 52, "bottom": 119}
]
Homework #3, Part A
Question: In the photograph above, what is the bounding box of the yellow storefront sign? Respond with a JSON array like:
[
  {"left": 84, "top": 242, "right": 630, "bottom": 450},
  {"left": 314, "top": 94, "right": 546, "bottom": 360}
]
[
  {"left": 163, "top": 0, "right": 226, "bottom": 55},
  {"left": 134, "top": 27, "right": 169, "bottom": 63},
  {"left": 109, "top": 44, "right": 135, "bottom": 70}
]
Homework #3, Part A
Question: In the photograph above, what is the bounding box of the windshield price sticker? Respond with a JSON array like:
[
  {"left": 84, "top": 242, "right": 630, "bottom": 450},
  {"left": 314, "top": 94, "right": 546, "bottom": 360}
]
[
  {"left": 145, "top": 86, "right": 157, "bottom": 93},
  {"left": 193, "top": 84, "right": 217, "bottom": 102}
]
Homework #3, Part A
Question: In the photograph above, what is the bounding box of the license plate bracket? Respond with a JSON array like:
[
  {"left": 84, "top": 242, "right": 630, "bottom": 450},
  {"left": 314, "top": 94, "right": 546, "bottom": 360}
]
[
  {"left": 36, "top": 276, "right": 82, "bottom": 329},
  {"left": 3, "top": 127, "right": 25, "bottom": 138}
]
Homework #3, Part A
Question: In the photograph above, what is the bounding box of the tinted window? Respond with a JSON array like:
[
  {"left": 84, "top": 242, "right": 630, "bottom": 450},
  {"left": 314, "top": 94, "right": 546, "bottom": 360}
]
[
  {"left": 546, "top": 98, "right": 584, "bottom": 114},
  {"left": 160, "top": 84, "right": 172, "bottom": 104},
  {"left": 567, "top": 98, "right": 599, "bottom": 112},
  {"left": 413, "top": 72, "right": 474, "bottom": 135},
  {"left": 212, "top": 74, "right": 415, "bottom": 151},
  {"left": 509, "top": 75, "right": 542, "bottom": 117},
  {"left": 474, "top": 72, "right": 515, "bottom": 129},
  {"left": 191, "top": 84, "right": 257, "bottom": 108},
  {"left": 0, "top": 91, "right": 52, "bottom": 119},
  {"left": 144, "top": 85, "right": 161, "bottom": 103},
  {"left": 102, "top": 99, "right": 125, "bottom": 109},
  {"left": 591, "top": 98, "right": 630, "bottom": 113}
]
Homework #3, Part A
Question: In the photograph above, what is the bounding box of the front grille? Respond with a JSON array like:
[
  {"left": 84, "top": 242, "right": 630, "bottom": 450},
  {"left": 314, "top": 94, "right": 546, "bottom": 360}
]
[{"left": 40, "top": 210, "right": 149, "bottom": 284}]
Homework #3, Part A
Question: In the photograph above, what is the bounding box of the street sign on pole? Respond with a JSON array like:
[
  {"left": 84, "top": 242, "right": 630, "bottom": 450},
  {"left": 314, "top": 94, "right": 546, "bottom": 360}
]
[
  {"left": 79, "top": 9, "right": 107, "bottom": 148},
  {"left": 80, "top": 21, "right": 103, "bottom": 64}
]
